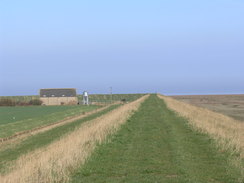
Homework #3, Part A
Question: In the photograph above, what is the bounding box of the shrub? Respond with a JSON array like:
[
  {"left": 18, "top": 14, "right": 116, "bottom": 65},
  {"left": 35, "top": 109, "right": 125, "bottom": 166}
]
[
  {"left": 121, "top": 99, "right": 127, "bottom": 103},
  {"left": 16, "top": 101, "right": 30, "bottom": 106},
  {"left": 29, "top": 99, "right": 43, "bottom": 105},
  {"left": 0, "top": 99, "right": 15, "bottom": 106}
]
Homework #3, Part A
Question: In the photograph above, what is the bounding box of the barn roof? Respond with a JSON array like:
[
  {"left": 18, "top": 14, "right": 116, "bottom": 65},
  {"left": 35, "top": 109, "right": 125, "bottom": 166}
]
[{"left": 40, "top": 88, "right": 77, "bottom": 97}]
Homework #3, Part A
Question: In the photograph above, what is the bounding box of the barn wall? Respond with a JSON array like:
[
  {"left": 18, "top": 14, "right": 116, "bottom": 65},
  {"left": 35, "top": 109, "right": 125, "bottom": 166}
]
[{"left": 40, "top": 97, "right": 78, "bottom": 105}]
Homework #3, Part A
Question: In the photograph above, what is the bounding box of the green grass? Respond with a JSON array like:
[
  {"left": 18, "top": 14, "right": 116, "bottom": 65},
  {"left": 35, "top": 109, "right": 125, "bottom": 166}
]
[
  {"left": 0, "top": 104, "right": 121, "bottom": 173},
  {"left": 0, "top": 105, "right": 100, "bottom": 138},
  {"left": 71, "top": 95, "right": 240, "bottom": 183}
]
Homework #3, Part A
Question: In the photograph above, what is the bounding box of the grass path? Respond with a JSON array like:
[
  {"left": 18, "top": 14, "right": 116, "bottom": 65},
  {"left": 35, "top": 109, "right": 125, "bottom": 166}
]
[{"left": 71, "top": 95, "right": 240, "bottom": 183}]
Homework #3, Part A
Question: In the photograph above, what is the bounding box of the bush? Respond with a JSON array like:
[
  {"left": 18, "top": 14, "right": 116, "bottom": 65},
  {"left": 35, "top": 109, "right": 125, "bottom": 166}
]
[
  {"left": 29, "top": 99, "right": 43, "bottom": 105},
  {"left": 16, "top": 101, "right": 30, "bottom": 106},
  {"left": 0, "top": 99, "right": 16, "bottom": 106},
  {"left": 121, "top": 99, "right": 127, "bottom": 103}
]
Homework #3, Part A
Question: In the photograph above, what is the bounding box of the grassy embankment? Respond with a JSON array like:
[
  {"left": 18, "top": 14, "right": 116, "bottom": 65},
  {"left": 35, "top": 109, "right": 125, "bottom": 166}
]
[
  {"left": 0, "top": 104, "right": 120, "bottom": 173},
  {"left": 71, "top": 95, "right": 240, "bottom": 183},
  {"left": 0, "top": 105, "right": 100, "bottom": 138}
]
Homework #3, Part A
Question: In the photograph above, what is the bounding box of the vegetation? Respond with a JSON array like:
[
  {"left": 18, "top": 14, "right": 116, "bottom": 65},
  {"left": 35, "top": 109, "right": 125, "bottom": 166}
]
[
  {"left": 0, "top": 99, "right": 16, "bottom": 106},
  {"left": 71, "top": 95, "right": 240, "bottom": 183},
  {"left": 0, "top": 104, "right": 120, "bottom": 174},
  {"left": 0, "top": 98, "right": 42, "bottom": 106},
  {"left": 28, "top": 99, "right": 42, "bottom": 105},
  {"left": 0, "top": 94, "right": 146, "bottom": 105},
  {"left": 0, "top": 96, "right": 38, "bottom": 106},
  {"left": 0, "top": 105, "right": 100, "bottom": 138},
  {"left": 160, "top": 95, "right": 244, "bottom": 178},
  {"left": 0, "top": 94, "right": 241, "bottom": 182},
  {"left": 0, "top": 96, "right": 147, "bottom": 182},
  {"left": 172, "top": 94, "right": 244, "bottom": 121},
  {"left": 78, "top": 93, "right": 146, "bottom": 104}
]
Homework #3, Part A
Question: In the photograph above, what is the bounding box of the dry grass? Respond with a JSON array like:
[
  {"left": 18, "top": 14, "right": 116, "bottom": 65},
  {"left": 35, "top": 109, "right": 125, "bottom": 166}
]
[
  {"left": 158, "top": 95, "right": 244, "bottom": 179},
  {"left": 171, "top": 94, "right": 244, "bottom": 121},
  {"left": 0, "top": 95, "right": 148, "bottom": 183}
]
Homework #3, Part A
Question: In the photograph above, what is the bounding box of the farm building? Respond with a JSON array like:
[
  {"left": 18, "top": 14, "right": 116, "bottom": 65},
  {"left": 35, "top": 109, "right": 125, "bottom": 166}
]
[{"left": 40, "top": 88, "right": 78, "bottom": 105}]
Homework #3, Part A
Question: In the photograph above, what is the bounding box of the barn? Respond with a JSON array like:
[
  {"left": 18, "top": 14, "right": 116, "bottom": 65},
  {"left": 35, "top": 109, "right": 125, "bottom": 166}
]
[{"left": 40, "top": 88, "right": 78, "bottom": 105}]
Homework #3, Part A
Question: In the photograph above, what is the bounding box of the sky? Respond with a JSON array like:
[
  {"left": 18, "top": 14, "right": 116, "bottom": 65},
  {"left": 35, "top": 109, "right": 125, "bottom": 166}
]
[{"left": 0, "top": 0, "right": 244, "bottom": 96}]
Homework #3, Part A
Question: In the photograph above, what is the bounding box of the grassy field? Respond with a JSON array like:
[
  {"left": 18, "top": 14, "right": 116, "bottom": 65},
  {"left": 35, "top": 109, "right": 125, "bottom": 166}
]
[
  {"left": 71, "top": 95, "right": 240, "bottom": 183},
  {"left": 172, "top": 94, "right": 244, "bottom": 121},
  {"left": 0, "top": 105, "right": 100, "bottom": 138},
  {"left": 0, "top": 104, "right": 120, "bottom": 173}
]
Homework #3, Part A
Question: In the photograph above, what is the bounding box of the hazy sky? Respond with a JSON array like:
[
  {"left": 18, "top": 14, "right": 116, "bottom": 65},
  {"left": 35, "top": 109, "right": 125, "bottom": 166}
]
[{"left": 0, "top": 0, "right": 244, "bottom": 96}]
